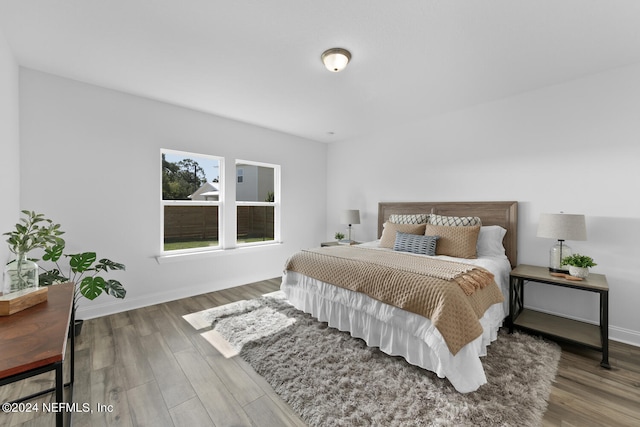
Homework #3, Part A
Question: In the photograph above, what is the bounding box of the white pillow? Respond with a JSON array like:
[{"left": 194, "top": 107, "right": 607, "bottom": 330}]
[{"left": 477, "top": 225, "right": 507, "bottom": 258}]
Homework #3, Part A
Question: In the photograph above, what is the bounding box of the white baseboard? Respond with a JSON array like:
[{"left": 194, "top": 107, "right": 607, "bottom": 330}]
[
  {"left": 609, "top": 325, "right": 640, "bottom": 347},
  {"left": 75, "top": 273, "right": 282, "bottom": 320},
  {"left": 77, "top": 285, "right": 640, "bottom": 349}
]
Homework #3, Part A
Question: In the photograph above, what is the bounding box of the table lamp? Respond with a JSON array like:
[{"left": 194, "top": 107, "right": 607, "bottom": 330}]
[
  {"left": 536, "top": 213, "right": 587, "bottom": 273},
  {"left": 340, "top": 210, "right": 360, "bottom": 243}
]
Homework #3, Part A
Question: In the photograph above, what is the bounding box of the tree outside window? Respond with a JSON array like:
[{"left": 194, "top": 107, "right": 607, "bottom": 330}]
[{"left": 161, "top": 150, "right": 222, "bottom": 252}]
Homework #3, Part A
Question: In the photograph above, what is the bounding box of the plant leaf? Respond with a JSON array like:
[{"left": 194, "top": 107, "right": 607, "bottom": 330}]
[
  {"left": 95, "top": 258, "right": 126, "bottom": 272},
  {"left": 42, "top": 244, "right": 65, "bottom": 262},
  {"left": 104, "top": 279, "right": 126, "bottom": 299},
  {"left": 38, "top": 269, "right": 69, "bottom": 286},
  {"left": 79, "top": 276, "right": 105, "bottom": 300},
  {"left": 69, "top": 252, "right": 97, "bottom": 273}
]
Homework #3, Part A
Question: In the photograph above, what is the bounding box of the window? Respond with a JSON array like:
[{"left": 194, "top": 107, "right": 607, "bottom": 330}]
[
  {"left": 161, "top": 149, "right": 223, "bottom": 253},
  {"left": 236, "top": 160, "right": 280, "bottom": 245}
]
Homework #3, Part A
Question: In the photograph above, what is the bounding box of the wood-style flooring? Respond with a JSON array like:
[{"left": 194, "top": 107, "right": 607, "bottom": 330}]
[{"left": 1, "top": 278, "right": 639, "bottom": 426}]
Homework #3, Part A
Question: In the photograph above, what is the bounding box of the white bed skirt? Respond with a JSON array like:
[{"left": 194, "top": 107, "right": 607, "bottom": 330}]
[{"left": 281, "top": 270, "right": 505, "bottom": 393}]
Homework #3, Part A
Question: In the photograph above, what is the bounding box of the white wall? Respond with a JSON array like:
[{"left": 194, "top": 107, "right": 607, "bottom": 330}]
[
  {"left": 327, "top": 63, "right": 640, "bottom": 347},
  {"left": 0, "top": 28, "right": 20, "bottom": 269},
  {"left": 20, "top": 69, "right": 327, "bottom": 318}
]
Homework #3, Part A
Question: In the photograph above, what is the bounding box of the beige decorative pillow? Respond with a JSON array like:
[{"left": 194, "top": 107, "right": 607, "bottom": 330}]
[
  {"left": 424, "top": 224, "right": 480, "bottom": 259},
  {"left": 380, "top": 222, "right": 426, "bottom": 248}
]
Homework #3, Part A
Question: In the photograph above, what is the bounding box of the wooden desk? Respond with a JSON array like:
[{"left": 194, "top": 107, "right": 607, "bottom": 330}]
[{"left": 0, "top": 283, "right": 75, "bottom": 426}]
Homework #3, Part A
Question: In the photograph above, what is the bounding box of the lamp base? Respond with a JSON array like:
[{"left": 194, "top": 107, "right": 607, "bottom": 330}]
[{"left": 549, "top": 241, "right": 572, "bottom": 274}]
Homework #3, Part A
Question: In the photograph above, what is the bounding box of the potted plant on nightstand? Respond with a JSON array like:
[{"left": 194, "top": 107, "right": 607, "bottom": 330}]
[{"left": 562, "top": 254, "right": 597, "bottom": 278}]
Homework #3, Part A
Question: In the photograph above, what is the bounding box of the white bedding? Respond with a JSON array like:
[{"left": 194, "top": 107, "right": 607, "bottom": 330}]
[{"left": 281, "top": 241, "right": 512, "bottom": 393}]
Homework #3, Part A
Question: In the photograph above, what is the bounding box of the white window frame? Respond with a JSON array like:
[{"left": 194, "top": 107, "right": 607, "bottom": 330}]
[
  {"left": 235, "top": 159, "right": 280, "bottom": 247},
  {"left": 160, "top": 149, "right": 224, "bottom": 255}
]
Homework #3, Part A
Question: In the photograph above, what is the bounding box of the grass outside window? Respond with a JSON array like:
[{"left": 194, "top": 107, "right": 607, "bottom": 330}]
[{"left": 164, "top": 237, "right": 273, "bottom": 252}]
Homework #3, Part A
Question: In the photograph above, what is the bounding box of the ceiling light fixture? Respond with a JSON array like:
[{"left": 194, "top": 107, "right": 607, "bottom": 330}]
[{"left": 321, "top": 48, "right": 351, "bottom": 72}]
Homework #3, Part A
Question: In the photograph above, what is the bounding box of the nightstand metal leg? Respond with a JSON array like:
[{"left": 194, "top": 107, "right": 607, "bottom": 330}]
[
  {"left": 508, "top": 276, "right": 524, "bottom": 333},
  {"left": 600, "top": 290, "right": 610, "bottom": 369}
]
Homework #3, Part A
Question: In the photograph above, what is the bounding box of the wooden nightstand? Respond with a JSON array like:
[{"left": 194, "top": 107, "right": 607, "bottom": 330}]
[{"left": 509, "top": 264, "right": 610, "bottom": 368}]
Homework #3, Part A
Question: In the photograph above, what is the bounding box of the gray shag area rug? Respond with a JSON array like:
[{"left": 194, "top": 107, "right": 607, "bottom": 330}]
[{"left": 200, "top": 292, "right": 560, "bottom": 427}]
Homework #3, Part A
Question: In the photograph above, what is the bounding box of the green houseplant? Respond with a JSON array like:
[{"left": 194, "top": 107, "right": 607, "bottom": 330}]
[
  {"left": 3, "top": 210, "right": 64, "bottom": 294},
  {"left": 4, "top": 210, "right": 126, "bottom": 335},
  {"left": 562, "top": 254, "right": 597, "bottom": 278},
  {"left": 39, "top": 244, "right": 126, "bottom": 302},
  {"left": 334, "top": 232, "right": 345, "bottom": 241},
  {"left": 39, "top": 244, "right": 126, "bottom": 336}
]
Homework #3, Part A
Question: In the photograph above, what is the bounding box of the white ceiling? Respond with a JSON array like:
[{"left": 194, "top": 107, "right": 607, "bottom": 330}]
[{"left": 2, "top": 0, "right": 640, "bottom": 143}]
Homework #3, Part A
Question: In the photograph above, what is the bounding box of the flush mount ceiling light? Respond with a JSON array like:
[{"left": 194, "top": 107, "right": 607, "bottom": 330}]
[{"left": 321, "top": 48, "right": 351, "bottom": 72}]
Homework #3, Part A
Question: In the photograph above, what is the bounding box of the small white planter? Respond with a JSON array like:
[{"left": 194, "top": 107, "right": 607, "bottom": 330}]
[{"left": 568, "top": 266, "right": 589, "bottom": 278}]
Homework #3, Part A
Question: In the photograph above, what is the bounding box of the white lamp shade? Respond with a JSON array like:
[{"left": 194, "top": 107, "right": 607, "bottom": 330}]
[
  {"left": 340, "top": 209, "right": 360, "bottom": 225},
  {"left": 321, "top": 48, "right": 351, "bottom": 72},
  {"left": 537, "top": 213, "right": 587, "bottom": 241}
]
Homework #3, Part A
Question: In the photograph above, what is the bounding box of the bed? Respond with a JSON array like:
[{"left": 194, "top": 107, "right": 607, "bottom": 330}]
[{"left": 281, "top": 201, "right": 518, "bottom": 393}]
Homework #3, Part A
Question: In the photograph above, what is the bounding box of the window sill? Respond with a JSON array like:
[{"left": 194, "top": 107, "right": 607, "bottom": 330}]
[{"left": 155, "top": 242, "right": 283, "bottom": 264}]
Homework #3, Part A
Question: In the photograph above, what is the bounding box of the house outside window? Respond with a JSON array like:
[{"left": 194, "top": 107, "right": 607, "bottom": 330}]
[
  {"left": 161, "top": 149, "right": 223, "bottom": 253},
  {"left": 236, "top": 160, "right": 280, "bottom": 245}
]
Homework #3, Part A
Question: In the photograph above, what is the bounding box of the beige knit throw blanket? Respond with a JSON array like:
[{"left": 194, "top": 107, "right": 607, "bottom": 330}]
[{"left": 284, "top": 246, "right": 504, "bottom": 354}]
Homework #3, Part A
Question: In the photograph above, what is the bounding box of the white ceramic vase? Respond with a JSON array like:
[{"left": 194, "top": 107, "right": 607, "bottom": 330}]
[{"left": 568, "top": 266, "right": 589, "bottom": 278}]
